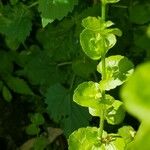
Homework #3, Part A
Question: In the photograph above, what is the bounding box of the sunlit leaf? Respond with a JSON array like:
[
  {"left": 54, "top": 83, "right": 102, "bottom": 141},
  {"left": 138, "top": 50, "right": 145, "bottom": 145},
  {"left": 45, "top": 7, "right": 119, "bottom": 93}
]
[
  {"left": 82, "top": 17, "right": 105, "bottom": 31},
  {"left": 68, "top": 127, "right": 100, "bottom": 150},
  {"left": 118, "top": 126, "right": 135, "bottom": 145},
  {"left": 105, "top": 100, "right": 125, "bottom": 125},
  {"left": 80, "top": 29, "right": 104, "bottom": 60},
  {"left": 69, "top": 127, "right": 125, "bottom": 150},
  {"left": 73, "top": 81, "right": 101, "bottom": 108},
  {"left": 97, "top": 55, "right": 134, "bottom": 90},
  {"left": 88, "top": 94, "right": 115, "bottom": 117}
]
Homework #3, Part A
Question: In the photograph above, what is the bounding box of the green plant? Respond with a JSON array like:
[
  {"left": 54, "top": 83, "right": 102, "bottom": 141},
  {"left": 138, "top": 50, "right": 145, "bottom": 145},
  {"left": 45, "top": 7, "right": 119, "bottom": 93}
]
[
  {"left": 121, "top": 62, "right": 150, "bottom": 150},
  {"left": 68, "top": 0, "right": 135, "bottom": 149}
]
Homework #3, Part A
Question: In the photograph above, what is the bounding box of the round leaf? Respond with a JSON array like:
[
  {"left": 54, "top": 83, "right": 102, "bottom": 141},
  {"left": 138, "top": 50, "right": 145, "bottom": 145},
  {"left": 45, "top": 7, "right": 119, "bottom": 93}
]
[
  {"left": 80, "top": 29, "right": 104, "bottom": 60},
  {"left": 30, "top": 113, "right": 45, "bottom": 125},
  {"left": 97, "top": 55, "right": 134, "bottom": 91},
  {"left": 73, "top": 81, "right": 101, "bottom": 108},
  {"left": 105, "top": 100, "right": 125, "bottom": 125},
  {"left": 26, "top": 124, "right": 40, "bottom": 135},
  {"left": 82, "top": 17, "right": 105, "bottom": 31},
  {"left": 118, "top": 126, "right": 135, "bottom": 144},
  {"left": 121, "top": 62, "right": 150, "bottom": 123},
  {"left": 88, "top": 94, "right": 115, "bottom": 117},
  {"left": 68, "top": 127, "right": 99, "bottom": 150}
]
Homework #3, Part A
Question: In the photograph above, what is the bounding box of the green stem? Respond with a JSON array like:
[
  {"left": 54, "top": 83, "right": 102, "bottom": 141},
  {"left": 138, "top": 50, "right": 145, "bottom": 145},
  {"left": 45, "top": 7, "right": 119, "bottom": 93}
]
[
  {"left": 28, "top": 2, "right": 38, "bottom": 8},
  {"left": 101, "top": 3, "right": 106, "bottom": 21},
  {"left": 99, "top": 2, "right": 106, "bottom": 141}
]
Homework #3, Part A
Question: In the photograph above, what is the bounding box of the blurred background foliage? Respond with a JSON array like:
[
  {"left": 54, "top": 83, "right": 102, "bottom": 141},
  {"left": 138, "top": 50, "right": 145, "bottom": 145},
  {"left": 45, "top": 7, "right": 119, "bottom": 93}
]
[{"left": 0, "top": 0, "right": 150, "bottom": 149}]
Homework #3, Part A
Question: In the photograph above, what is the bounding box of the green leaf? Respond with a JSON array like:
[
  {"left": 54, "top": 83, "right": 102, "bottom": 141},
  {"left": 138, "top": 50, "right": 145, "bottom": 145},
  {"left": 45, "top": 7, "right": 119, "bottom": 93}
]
[
  {"left": 33, "top": 137, "right": 48, "bottom": 150},
  {"left": 0, "top": 4, "right": 32, "bottom": 50},
  {"left": 129, "top": 3, "right": 150, "bottom": 24},
  {"left": 121, "top": 62, "right": 150, "bottom": 123},
  {"left": 68, "top": 127, "right": 100, "bottom": 150},
  {"left": 80, "top": 17, "right": 121, "bottom": 60},
  {"left": 106, "top": 28, "right": 122, "bottom": 37},
  {"left": 102, "top": 0, "right": 120, "bottom": 4},
  {"left": 45, "top": 84, "right": 90, "bottom": 136},
  {"left": 30, "top": 113, "right": 45, "bottom": 125},
  {"left": 42, "top": 17, "right": 54, "bottom": 28},
  {"left": 80, "top": 30, "right": 118, "bottom": 60},
  {"left": 80, "top": 29, "right": 104, "bottom": 60},
  {"left": 88, "top": 94, "right": 115, "bottom": 117},
  {"left": 105, "top": 100, "right": 125, "bottom": 125},
  {"left": 112, "top": 137, "right": 125, "bottom": 150},
  {"left": 5, "top": 76, "right": 33, "bottom": 95},
  {"left": 82, "top": 17, "right": 105, "bottom": 31},
  {"left": 72, "top": 58, "right": 97, "bottom": 79},
  {"left": 118, "top": 126, "right": 135, "bottom": 145},
  {"left": 126, "top": 124, "right": 150, "bottom": 150},
  {"left": 10, "top": 0, "right": 18, "bottom": 5},
  {"left": 21, "top": 50, "right": 59, "bottom": 86},
  {"left": 0, "top": 51, "right": 13, "bottom": 75},
  {"left": 97, "top": 55, "right": 134, "bottom": 91},
  {"left": 73, "top": 81, "right": 101, "bottom": 108},
  {"left": 38, "top": 0, "right": 78, "bottom": 21},
  {"left": 69, "top": 127, "right": 125, "bottom": 150},
  {"left": 26, "top": 124, "right": 40, "bottom": 135},
  {"left": 2, "top": 86, "right": 12, "bottom": 102}
]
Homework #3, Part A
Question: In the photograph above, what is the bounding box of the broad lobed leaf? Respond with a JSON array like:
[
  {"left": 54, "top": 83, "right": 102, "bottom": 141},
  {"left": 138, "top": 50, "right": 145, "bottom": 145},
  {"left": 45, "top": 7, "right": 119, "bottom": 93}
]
[
  {"left": 38, "top": 0, "right": 78, "bottom": 26},
  {"left": 45, "top": 84, "right": 90, "bottom": 136},
  {"left": 0, "top": 4, "right": 32, "bottom": 50}
]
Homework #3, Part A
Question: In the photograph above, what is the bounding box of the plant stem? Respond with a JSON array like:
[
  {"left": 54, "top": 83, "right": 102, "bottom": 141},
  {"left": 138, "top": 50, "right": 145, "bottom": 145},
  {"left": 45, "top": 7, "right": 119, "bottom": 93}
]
[
  {"left": 101, "top": 2, "right": 106, "bottom": 21},
  {"left": 99, "top": 2, "right": 106, "bottom": 141},
  {"left": 28, "top": 2, "right": 38, "bottom": 8}
]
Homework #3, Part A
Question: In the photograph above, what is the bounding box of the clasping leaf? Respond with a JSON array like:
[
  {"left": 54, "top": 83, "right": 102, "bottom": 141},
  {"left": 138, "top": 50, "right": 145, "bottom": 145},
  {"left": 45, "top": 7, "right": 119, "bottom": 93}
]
[
  {"left": 97, "top": 55, "right": 134, "bottom": 91},
  {"left": 80, "top": 17, "right": 122, "bottom": 60},
  {"left": 73, "top": 81, "right": 101, "bottom": 109}
]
